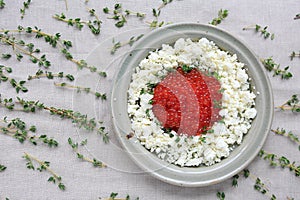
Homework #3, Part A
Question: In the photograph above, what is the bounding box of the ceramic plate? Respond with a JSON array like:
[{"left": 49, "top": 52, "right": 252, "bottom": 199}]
[{"left": 111, "top": 23, "right": 273, "bottom": 187}]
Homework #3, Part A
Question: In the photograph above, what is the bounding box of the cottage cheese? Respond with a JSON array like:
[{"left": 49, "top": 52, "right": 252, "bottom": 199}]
[{"left": 127, "top": 38, "right": 257, "bottom": 167}]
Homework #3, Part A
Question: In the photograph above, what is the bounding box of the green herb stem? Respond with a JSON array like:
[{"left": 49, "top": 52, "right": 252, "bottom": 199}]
[
  {"left": 258, "top": 149, "right": 300, "bottom": 177},
  {"left": 0, "top": 26, "right": 73, "bottom": 49},
  {"left": 233, "top": 169, "right": 277, "bottom": 200},
  {"left": 243, "top": 24, "right": 275, "bottom": 40},
  {"left": 209, "top": 9, "right": 228, "bottom": 26},
  {"left": 103, "top": 4, "right": 145, "bottom": 28},
  {"left": 261, "top": 57, "right": 292, "bottom": 80},
  {"left": 0, "top": 33, "right": 51, "bottom": 68},
  {"left": 68, "top": 138, "right": 106, "bottom": 168},
  {"left": 147, "top": 7, "right": 169, "bottom": 28},
  {"left": 271, "top": 128, "right": 300, "bottom": 148},
  {"left": 100, "top": 192, "right": 139, "bottom": 200},
  {"left": 157, "top": 0, "right": 173, "bottom": 10},
  {"left": 20, "top": 0, "right": 31, "bottom": 19},
  {"left": 0, "top": 117, "right": 58, "bottom": 147},
  {"left": 0, "top": 97, "right": 109, "bottom": 142},
  {"left": 27, "top": 70, "right": 74, "bottom": 81},
  {"left": 0, "top": 27, "right": 106, "bottom": 76},
  {"left": 110, "top": 34, "right": 144, "bottom": 54},
  {"left": 53, "top": 9, "right": 102, "bottom": 35},
  {"left": 290, "top": 51, "right": 300, "bottom": 60},
  {"left": 54, "top": 82, "right": 106, "bottom": 100},
  {"left": 276, "top": 94, "right": 300, "bottom": 113},
  {"left": 23, "top": 152, "right": 65, "bottom": 190},
  {"left": 60, "top": 48, "right": 107, "bottom": 77},
  {"left": 0, "top": 65, "right": 28, "bottom": 93}
]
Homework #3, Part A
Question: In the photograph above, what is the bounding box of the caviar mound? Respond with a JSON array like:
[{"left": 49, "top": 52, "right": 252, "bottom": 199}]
[{"left": 152, "top": 67, "right": 222, "bottom": 136}]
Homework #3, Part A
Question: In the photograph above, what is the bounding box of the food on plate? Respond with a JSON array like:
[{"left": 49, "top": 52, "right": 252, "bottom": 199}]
[{"left": 127, "top": 38, "right": 257, "bottom": 167}]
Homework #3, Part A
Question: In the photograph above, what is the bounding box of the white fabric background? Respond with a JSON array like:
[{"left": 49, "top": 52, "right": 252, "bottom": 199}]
[{"left": 0, "top": 0, "right": 300, "bottom": 199}]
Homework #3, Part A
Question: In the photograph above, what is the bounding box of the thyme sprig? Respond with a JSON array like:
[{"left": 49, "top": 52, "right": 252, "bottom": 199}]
[
  {"left": 27, "top": 69, "right": 75, "bottom": 81},
  {"left": 53, "top": 8, "right": 102, "bottom": 35},
  {"left": 23, "top": 152, "right": 65, "bottom": 190},
  {"left": 54, "top": 82, "right": 106, "bottom": 100},
  {"left": 261, "top": 57, "right": 293, "bottom": 79},
  {"left": 20, "top": 0, "right": 31, "bottom": 19},
  {"left": 209, "top": 9, "right": 229, "bottom": 26},
  {"left": 294, "top": 14, "right": 300, "bottom": 20},
  {"left": 0, "top": 164, "right": 6, "bottom": 172},
  {"left": 233, "top": 169, "right": 277, "bottom": 200},
  {"left": 276, "top": 94, "right": 300, "bottom": 113},
  {"left": 68, "top": 138, "right": 106, "bottom": 168},
  {"left": 0, "top": 26, "right": 106, "bottom": 76},
  {"left": 110, "top": 34, "right": 144, "bottom": 54},
  {"left": 243, "top": 24, "right": 275, "bottom": 40},
  {"left": 0, "top": 117, "right": 58, "bottom": 147},
  {"left": 103, "top": 3, "right": 145, "bottom": 28},
  {"left": 147, "top": 0, "right": 173, "bottom": 28},
  {"left": 0, "top": 97, "right": 96, "bottom": 130},
  {"left": 148, "top": 8, "right": 164, "bottom": 28},
  {"left": 258, "top": 149, "right": 300, "bottom": 176},
  {"left": 0, "top": 65, "right": 28, "bottom": 93},
  {"left": 271, "top": 128, "right": 300, "bottom": 151},
  {"left": 290, "top": 51, "right": 300, "bottom": 60},
  {"left": 0, "top": 33, "right": 51, "bottom": 68},
  {"left": 60, "top": 48, "right": 107, "bottom": 77},
  {"left": 99, "top": 192, "right": 139, "bottom": 200},
  {"left": 0, "top": 0, "right": 5, "bottom": 8},
  {"left": 0, "top": 97, "right": 109, "bottom": 142},
  {"left": 13, "top": 25, "right": 73, "bottom": 49}
]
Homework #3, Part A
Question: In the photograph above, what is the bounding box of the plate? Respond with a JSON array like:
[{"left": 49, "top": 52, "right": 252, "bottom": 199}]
[{"left": 111, "top": 23, "right": 273, "bottom": 187}]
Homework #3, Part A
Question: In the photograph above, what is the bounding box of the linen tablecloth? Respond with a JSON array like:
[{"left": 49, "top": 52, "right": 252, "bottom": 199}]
[{"left": 0, "top": 0, "right": 299, "bottom": 199}]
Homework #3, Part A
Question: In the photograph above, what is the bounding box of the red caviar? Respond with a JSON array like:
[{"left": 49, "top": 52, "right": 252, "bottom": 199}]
[{"left": 152, "top": 67, "right": 222, "bottom": 136}]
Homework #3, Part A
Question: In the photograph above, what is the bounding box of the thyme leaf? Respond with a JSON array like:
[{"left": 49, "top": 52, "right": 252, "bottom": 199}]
[
  {"left": 0, "top": 0, "right": 5, "bottom": 8},
  {"left": 216, "top": 191, "right": 225, "bottom": 200},
  {"left": 243, "top": 24, "right": 275, "bottom": 40},
  {"left": 0, "top": 164, "right": 6, "bottom": 172}
]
